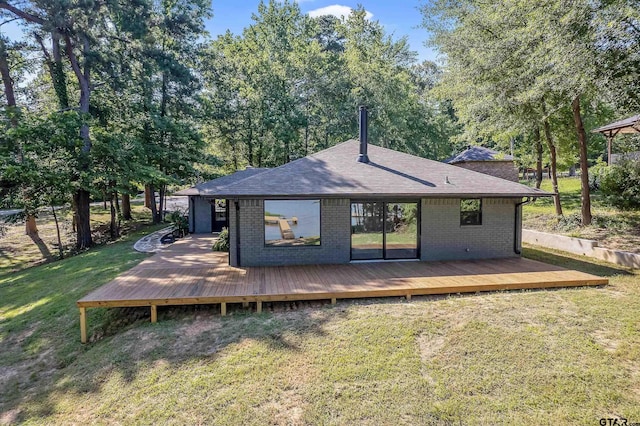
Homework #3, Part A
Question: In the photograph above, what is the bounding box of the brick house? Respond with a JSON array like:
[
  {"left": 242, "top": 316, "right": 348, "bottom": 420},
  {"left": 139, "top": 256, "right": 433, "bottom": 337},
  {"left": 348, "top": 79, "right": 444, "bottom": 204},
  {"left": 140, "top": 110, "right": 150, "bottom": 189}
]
[
  {"left": 178, "top": 111, "right": 549, "bottom": 267},
  {"left": 444, "top": 146, "right": 519, "bottom": 182}
]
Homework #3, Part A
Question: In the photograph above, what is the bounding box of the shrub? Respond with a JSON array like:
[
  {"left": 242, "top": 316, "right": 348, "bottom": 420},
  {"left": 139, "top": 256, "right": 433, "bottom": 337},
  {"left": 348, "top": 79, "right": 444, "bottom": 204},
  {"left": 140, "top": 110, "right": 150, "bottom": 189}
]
[
  {"left": 598, "top": 159, "right": 640, "bottom": 209},
  {"left": 167, "top": 209, "right": 189, "bottom": 237},
  {"left": 212, "top": 227, "right": 230, "bottom": 252},
  {"left": 588, "top": 158, "right": 607, "bottom": 191}
]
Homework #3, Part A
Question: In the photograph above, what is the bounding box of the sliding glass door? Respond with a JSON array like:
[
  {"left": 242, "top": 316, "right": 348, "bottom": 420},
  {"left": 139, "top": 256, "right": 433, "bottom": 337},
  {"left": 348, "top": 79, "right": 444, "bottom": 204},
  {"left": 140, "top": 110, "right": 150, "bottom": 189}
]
[
  {"left": 351, "top": 202, "right": 384, "bottom": 260},
  {"left": 351, "top": 201, "right": 419, "bottom": 260}
]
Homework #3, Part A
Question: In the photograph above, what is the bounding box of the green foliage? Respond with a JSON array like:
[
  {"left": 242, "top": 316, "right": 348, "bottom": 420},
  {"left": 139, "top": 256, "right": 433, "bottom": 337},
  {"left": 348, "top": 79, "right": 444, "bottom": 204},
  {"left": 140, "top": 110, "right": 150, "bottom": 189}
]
[
  {"left": 0, "top": 110, "right": 83, "bottom": 214},
  {"left": 598, "top": 160, "right": 640, "bottom": 209},
  {"left": 212, "top": 227, "right": 230, "bottom": 252},
  {"left": 588, "top": 157, "right": 608, "bottom": 190},
  {"left": 168, "top": 209, "right": 189, "bottom": 236},
  {"left": 421, "top": 0, "right": 639, "bottom": 166},
  {"left": 201, "top": 1, "right": 458, "bottom": 172}
]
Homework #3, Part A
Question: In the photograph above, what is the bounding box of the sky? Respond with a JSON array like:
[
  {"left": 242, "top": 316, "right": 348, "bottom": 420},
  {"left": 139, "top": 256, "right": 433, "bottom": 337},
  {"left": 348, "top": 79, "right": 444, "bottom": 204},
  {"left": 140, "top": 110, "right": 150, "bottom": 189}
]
[
  {"left": 207, "top": 1, "right": 437, "bottom": 62},
  {"left": 0, "top": 1, "right": 436, "bottom": 63}
]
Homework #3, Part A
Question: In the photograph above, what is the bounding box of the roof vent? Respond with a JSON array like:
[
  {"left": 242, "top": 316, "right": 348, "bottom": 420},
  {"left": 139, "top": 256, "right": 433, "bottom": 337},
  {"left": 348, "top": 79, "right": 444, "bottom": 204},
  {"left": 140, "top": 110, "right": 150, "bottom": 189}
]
[{"left": 357, "top": 105, "right": 369, "bottom": 163}]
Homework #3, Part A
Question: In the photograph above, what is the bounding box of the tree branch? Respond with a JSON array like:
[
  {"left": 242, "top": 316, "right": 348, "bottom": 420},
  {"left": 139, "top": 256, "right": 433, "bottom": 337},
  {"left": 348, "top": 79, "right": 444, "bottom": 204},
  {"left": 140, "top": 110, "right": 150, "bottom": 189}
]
[
  {"left": 33, "top": 32, "right": 52, "bottom": 62},
  {"left": 0, "top": 2, "right": 45, "bottom": 25}
]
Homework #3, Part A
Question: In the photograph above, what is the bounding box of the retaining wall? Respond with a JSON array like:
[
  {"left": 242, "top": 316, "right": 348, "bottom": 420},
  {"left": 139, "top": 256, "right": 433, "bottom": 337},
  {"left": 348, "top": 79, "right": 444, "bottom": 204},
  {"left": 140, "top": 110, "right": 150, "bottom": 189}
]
[{"left": 523, "top": 229, "right": 640, "bottom": 269}]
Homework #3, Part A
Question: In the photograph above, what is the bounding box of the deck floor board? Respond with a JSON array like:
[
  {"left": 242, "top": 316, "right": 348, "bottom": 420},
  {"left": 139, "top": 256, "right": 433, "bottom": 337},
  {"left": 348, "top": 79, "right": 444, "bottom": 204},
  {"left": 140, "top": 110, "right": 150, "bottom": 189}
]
[{"left": 77, "top": 236, "right": 608, "bottom": 309}]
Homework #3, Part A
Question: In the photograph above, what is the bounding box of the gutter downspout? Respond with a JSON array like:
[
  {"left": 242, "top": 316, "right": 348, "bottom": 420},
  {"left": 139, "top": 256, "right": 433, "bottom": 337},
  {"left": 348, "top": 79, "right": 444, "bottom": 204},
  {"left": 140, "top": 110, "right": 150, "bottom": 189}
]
[
  {"left": 514, "top": 197, "right": 532, "bottom": 255},
  {"left": 234, "top": 200, "right": 241, "bottom": 267}
]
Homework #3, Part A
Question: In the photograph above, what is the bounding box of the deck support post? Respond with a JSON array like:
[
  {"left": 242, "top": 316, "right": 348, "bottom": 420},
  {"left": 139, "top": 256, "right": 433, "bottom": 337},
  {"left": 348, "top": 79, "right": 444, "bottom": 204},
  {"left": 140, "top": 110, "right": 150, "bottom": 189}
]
[
  {"left": 221, "top": 302, "right": 227, "bottom": 316},
  {"left": 256, "top": 301, "right": 262, "bottom": 313},
  {"left": 331, "top": 298, "right": 337, "bottom": 305},
  {"left": 242, "top": 302, "right": 249, "bottom": 308},
  {"left": 150, "top": 305, "right": 157, "bottom": 323},
  {"left": 406, "top": 294, "right": 412, "bottom": 301},
  {"left": 79, "top": 307, "right": 87, "bottom": 344}
]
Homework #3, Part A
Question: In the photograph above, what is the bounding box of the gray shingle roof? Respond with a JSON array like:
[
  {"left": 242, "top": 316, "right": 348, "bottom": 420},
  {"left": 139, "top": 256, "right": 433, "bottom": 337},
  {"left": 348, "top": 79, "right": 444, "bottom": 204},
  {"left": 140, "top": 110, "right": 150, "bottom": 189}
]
[
  {"left": 210, "top": 140, "right": 549, "bottom": 199},
  {"left": 175, "top": 168, "right": 269, "bottom": 196},
  {"left": 592, "top": 114, "right": 640, "bottom": 135},
  {"left": 444, "top": 146, "right": 514, "bottom": 164}
]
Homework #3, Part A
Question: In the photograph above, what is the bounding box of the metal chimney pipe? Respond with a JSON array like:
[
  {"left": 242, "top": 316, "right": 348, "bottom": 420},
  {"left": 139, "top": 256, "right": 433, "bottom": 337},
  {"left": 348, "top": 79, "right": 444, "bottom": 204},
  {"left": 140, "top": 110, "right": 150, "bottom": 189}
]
[{"left": 357, "top": 105, "right": 369, "bottom": 163}]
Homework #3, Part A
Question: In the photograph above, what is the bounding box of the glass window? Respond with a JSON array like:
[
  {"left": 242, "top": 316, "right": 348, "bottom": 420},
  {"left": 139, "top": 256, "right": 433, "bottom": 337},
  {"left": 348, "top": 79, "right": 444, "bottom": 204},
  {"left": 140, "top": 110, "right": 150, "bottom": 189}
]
[
  {"left": 460, "top": 199, "right": 482, "bottom": 226},
  {"left": 351, "top": 202, "right": 384, "bottom": 259},
  {"left": 264, "top": 200, "right": 320, "bottom": 246},
  {"left": 351, "top": 201, "right": 419, "bottom": 260}
]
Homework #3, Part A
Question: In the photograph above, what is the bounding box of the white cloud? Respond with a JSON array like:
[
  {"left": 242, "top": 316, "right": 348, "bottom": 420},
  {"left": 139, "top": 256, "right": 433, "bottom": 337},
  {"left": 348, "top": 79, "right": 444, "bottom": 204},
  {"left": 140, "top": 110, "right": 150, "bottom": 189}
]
[{"left": 307, "top": 5, "right": 373, "bottom": 20}]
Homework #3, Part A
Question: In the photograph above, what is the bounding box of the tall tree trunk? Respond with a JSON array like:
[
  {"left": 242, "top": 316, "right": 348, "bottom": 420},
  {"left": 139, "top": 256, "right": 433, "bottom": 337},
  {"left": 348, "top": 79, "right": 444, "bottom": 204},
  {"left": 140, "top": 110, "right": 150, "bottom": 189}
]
[
  {"left": 25, "top": 215, "right": 38, "bottom": 236},
  {"left": 571, "top": 95, "right": 592, "bottom": 226},
  {"left": 534, "top": 127, "right": 543, "bottom": 189},
  {"left": 65, "top": 33, "right": 93, "bottom": 249},
  {"left": 148, "top": 184, "right": 160, "bottom": 224},
  {"left": 541, "top": 108, "right": 563, "bottom": 216},
  {"left": 122, "top": 193, "right": 132, "bottom": 220},
  {"left": 34, "top": 32, "right": 69, "bottom": 110},
  {"left": 109, "top": 189, "right": 120, "bottom": 239},
  {"left": 0, "top": 38, "right": 16, "bottom": 110},
  {"left": 51, "top": 204, "right": 63, "bottom": 259},
  {"left": 144, "top": 185, "right": 152, "bottom": 208},
  {"left": 73, "top": 189, "right": 92, "bottom": 249},
  {"left": 158, "top": 184, "right": 166, "bottom": 222}
]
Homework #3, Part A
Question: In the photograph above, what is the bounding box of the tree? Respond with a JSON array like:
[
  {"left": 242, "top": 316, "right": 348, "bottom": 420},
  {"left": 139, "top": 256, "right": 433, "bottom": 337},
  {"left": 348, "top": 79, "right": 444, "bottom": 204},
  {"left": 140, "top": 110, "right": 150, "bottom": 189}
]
[{"left": 422, "top": 0, "right": 639, "bottom": 225}]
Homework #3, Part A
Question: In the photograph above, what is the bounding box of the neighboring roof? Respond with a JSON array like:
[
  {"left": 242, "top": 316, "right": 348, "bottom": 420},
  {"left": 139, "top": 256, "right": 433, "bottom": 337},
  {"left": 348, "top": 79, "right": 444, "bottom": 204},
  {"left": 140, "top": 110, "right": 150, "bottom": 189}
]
[
  {"left": 592, "top": 114, "right": 640, "bottom": 135},
  {"left": 444, "top": 146, "right": 514, "bottom": 164},
  {"left": 210, "top": 140, "right": 550, "bottom": 199},
  {"left": 175, "top": 167, "right": 269, "bottom": 196}
]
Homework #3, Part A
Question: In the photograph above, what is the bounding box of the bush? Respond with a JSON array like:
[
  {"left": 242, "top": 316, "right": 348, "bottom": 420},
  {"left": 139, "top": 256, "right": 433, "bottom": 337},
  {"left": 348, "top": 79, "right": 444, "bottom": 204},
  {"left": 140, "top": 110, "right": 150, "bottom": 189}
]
[
  {"left": 167, "top": 209, "right": 189, "bottom": 237},
  {"left": 588, "top": 158, "right": 607, "bottom": 191},
  {"left": 598, "top": 159, "right": 640, "bottom": 209},
  {"left": 212, "top": 227, "right": 230, "bottom": 252}
]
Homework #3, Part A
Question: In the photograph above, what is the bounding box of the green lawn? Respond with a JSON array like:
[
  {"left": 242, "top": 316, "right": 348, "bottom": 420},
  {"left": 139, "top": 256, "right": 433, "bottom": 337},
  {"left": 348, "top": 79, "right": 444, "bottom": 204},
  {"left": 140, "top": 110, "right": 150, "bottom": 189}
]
[
  {"left": 352, "top": 223, "right": 418, "bottom": 246},
  {"left": 0, "top": 202, "right": 153, "bottom": 274},
  {"left": 523, "top": 177, "right": 640, "bottom": 253},
  {"left": 1, "top": 235, "right": 640, "bottom": 424}
]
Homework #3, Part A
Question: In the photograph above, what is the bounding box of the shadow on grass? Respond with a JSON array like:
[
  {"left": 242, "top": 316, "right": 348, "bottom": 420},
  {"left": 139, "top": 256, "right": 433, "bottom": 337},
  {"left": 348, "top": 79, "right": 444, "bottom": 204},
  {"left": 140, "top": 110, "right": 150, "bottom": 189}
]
[
  {"left": 0, "top": 232, "right": 347, "bottom": 423},
  {"left": 522, "top": 246, "right": 631, "bottom": 277}
]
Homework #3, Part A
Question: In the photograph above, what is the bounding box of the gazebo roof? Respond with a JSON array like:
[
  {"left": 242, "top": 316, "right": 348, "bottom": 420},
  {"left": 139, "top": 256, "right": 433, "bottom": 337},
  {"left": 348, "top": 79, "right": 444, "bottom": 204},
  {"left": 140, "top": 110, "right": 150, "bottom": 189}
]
[{"left": 592, "top": 114, "right": 640, "bottom": 136}]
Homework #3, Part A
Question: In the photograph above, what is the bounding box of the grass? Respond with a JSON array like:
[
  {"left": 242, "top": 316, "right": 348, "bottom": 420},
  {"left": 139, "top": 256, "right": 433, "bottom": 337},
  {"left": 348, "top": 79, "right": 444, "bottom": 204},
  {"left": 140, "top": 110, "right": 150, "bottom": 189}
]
[
  {"left": 351, "top": 223, "right": 418, "bottom": 246},
  {"left": 0, "top": 201, "right": 153, "bottom": 273},
  {"left": 523, "top": 177, "right": 640, "bottom": 253},
  {"left": 2, "top": 233, "right": 640, "bottom": 424}
]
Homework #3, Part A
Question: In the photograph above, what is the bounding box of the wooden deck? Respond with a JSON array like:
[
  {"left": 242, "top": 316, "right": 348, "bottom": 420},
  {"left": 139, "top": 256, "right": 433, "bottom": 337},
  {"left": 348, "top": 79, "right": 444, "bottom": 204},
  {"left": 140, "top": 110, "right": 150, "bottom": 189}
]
[{"left": 77, "top": 235, "right": 608, "bottom": 343}]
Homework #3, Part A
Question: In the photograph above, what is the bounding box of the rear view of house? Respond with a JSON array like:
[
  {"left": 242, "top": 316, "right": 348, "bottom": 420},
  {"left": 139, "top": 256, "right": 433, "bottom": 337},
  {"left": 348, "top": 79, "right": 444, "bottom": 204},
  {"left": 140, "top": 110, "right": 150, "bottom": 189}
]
[{"left": 179, "top": 108, "right": 549, "bottom": 267}]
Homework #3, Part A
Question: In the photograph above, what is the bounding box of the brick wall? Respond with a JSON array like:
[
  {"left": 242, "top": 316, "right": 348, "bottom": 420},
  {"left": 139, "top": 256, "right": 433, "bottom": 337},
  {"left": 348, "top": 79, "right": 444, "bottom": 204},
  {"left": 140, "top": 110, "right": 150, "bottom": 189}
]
[
  {"left": 229, "top": 197, "right": 520, "bottom": 266},
  {"left": 421, "top": 198, "right": 519, "bottom": 261},
  {"left": 229, "top": 198, "right": 351, "bottom": 267},
  {"left": 454, "top": 161, "right": 519, "bottom": 182}
]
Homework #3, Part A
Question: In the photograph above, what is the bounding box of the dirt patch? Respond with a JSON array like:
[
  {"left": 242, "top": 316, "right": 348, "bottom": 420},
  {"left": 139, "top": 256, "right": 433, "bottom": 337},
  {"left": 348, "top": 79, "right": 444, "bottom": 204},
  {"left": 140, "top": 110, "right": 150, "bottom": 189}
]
[
  {"left": 0, "top": 347, "right": 55, "bottom": 398},
  {"left": 417, "top": 333, "right": 446, "bottom": 385},
  {"left": 417, "top": 334, "right": 445, "bottom": 362},
  {"left": 0, "top": 408, "right": 20, "bottom": 425},
  {"left": 591, "top": 330, "right": 619, "bottom": 353},
  {"left": 258, "top": 388, "right": 306, "bottom": 425}
]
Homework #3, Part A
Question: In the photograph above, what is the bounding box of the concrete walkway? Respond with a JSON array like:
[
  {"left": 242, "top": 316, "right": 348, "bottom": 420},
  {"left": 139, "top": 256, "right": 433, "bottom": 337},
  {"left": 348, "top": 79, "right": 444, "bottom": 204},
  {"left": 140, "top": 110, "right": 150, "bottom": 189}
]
[{"left": 133, "top": 226, "right": 175, "bottom": 253}]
